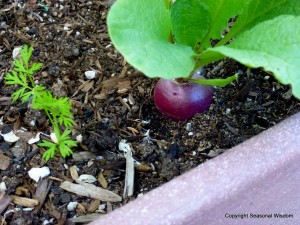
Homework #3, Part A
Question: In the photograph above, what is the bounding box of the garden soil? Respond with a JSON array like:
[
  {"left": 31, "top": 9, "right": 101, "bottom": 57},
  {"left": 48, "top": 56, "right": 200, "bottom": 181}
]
[{"left": 0, "top": 1, "right": 299, "bottom": 224}]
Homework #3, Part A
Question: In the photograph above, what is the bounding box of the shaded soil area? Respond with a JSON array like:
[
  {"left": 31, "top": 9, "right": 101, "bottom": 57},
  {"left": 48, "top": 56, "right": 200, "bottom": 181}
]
[{"left": 0, "top": 1, "right": 299, "bottom": 224}]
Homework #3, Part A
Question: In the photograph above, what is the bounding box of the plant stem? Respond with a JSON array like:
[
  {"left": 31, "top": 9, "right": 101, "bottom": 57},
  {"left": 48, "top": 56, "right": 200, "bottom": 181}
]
[
  {"left": 44, "top": 110, "right": 61, "bottom": 139},
  {"left": 27, "top": 72, "right": 35, "bottom": 88},
  {"left": 214, "top": 31, "right": 235, "bottom": 47}
]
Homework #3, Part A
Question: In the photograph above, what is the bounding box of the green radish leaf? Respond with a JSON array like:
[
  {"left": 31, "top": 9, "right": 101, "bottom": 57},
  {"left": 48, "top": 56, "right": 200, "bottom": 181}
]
[
  {"left": 218, "top": 0, "right": 300, "bottom": 46},
  {"left": 200, "top": 0, "right": 248, "bottom": 49},
  {"left": 107, "top": 0, "right": 195, "bottom": 79},
  {"left": 200, "top": 15, "right": 300, "bottom": 99},
  {"left": 189, "top": 73, "right": 238, "bottom": 87},
  {"left": 171, "top": 0, "right": 210, "bottom": 48}
]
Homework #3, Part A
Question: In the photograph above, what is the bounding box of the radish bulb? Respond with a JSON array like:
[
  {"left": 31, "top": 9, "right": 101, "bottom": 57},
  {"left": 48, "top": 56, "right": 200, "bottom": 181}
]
[{"left": 153, "top": 75, "right": 214, "bottom": 121}]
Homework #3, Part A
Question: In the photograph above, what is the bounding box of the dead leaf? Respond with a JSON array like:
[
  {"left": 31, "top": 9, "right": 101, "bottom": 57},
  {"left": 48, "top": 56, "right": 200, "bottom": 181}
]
[
  {"left": 10, "top": 195, "right": 39, "bottom": 207},
  {"left": 59, "top": 181, "right": 122, "bottom": 202}
]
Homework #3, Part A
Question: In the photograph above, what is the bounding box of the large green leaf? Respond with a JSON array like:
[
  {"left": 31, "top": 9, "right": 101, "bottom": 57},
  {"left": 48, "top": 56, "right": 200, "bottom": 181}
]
[
  {"left": 171, "top": 0, "right": 209, "bottom": 48},
  {"left": 200, "top": 0, "right": 248, "bottom": 49},
  {"left": 171, "top": 0, "right": 248, "bottom": 50},
  {"left": 218, "top": 0, "right": 300, "bottom": 46},
  {"left": 107, "top": 0, "right": 195, "bottom": 79},
  {"left": 200, "top": 15, "right": 300, "bottom": 99}
]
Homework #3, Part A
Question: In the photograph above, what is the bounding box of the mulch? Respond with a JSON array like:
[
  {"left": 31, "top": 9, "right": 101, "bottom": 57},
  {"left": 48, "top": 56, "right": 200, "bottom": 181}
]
[{"left": 0, "top": 0, "right": 299, "bottom": 224}]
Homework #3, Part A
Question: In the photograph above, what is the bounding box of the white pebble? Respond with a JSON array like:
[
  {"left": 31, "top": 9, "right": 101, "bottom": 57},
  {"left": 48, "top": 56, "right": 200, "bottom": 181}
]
[
  {"left": 99, "top": 204, "right": 106, "bottom": 210},
  {"left": 186, "top": 122, "right": 192, "bottom": 131},
  {"left": 76, "top": 134, "right": 83, "bottom": 143},
  {"left": 67, "top": 202, "right": 78, "bottom": 211},
  {"left": 188, "top": 132, "right": 193, "bottom": 136},
  {"left": 226, "top": 108, "right": 231, "bottom": 114},
  {"left": 137, "top": 193, "right": 144, "bottom": 198},
  {"left": 0, "top": 182, "right": 7, "bottom": 192},
  {"left": 29, "top": 120, "right": 36, "bottom": 127},
  {"left": 28, "top": 167, "right": 51, "bottom": 182},
  {"left": 85, "top": 70, "right": 96, "bottom": 79},
  {"left": 12, "top": 47, "right": 22, "bottom": 59},
  {"left": 75, "top": 174, "right": 97, "bottom": 183}
]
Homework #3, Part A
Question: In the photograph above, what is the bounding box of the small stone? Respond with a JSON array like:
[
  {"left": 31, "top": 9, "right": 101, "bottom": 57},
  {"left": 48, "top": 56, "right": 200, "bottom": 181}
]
[
  {"left": 76, "top": 174, "right": 97, "bottom": 183},
  {"left": 186, "top": 122, "right": 192, "bottom": 131},
  {"left": 85, "top": 70, "right": 96, "bottom": 79},
  {"left": 12, "top": 47, "right": 22, "bottom": 59},
  {"left": 0, "top": 182, "right": 7, "bottom": 191},
  {"left": 76, "top": 134, "right": 83, "bottom": 143},
  {"left": 67, "top": 202, "right": 78, "bottom": 211},
  {"left": 226, "top": 108, "right": 231, "bottom": 114}
]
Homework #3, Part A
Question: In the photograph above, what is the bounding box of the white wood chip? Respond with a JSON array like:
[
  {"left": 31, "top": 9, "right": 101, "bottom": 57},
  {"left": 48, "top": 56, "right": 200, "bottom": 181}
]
[
  {"left": 28, "top": 132, "right": 41, "bottom": 144},
  {"left": 123, "top": 147, "right": 134, "bottom": 198},
  {"left": 60, "top": 181, "right": 122, "bottom": 202},
  {"left": 118, "top": 140, "right": 130, "bottom": 152},
  {"left": 10, "top": 195, "right": 39, "bottom": 207},
  {"left": 28, "top": 167, "right": 51, "bottom": 182},
  {"left": 0, "top": 131, "right": 20, "bottom": 142}
]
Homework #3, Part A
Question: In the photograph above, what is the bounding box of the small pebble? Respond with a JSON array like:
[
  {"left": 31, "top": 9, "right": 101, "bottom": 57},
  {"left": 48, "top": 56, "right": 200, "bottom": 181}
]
[
  {"left": 76, "top": 134, "right": 83, "bottom": 143},
  {"left": 186, "top": 122, "right": 192, "bottom": 131},
  {"left": 76, "top": 174, "right": 97, "bottom": 183},
  {"left": 226, "top": 108, "right": 231, "bottom": 114},
  {"left": 12, "top": 47, "right": 22, "bottom": 59},
  {"left": 85, "top": 70, "right": 96, "bottom": 79},
  {"left": 67, "top": 202, "right": 78, "bottom": 211},
  {"left": 0, "top": 182, "right": 7, "bottom": 191}
]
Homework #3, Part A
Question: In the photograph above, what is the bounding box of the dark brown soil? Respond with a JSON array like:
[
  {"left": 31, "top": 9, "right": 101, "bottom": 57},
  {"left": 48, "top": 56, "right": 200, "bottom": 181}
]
[{"left": 0, "top": 1, "right": 299, "bottom": 224}]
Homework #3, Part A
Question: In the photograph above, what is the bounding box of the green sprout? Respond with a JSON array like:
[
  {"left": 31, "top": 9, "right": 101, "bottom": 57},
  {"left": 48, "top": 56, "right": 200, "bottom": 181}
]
[{"left": 4, "top": 45, "right": 77, "bottom": 161}]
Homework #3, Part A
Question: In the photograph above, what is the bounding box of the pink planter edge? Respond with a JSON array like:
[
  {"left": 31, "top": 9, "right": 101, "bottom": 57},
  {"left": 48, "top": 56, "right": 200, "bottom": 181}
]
[{"left": 89, "top": 112, "right": 300, "bottom": 225}]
